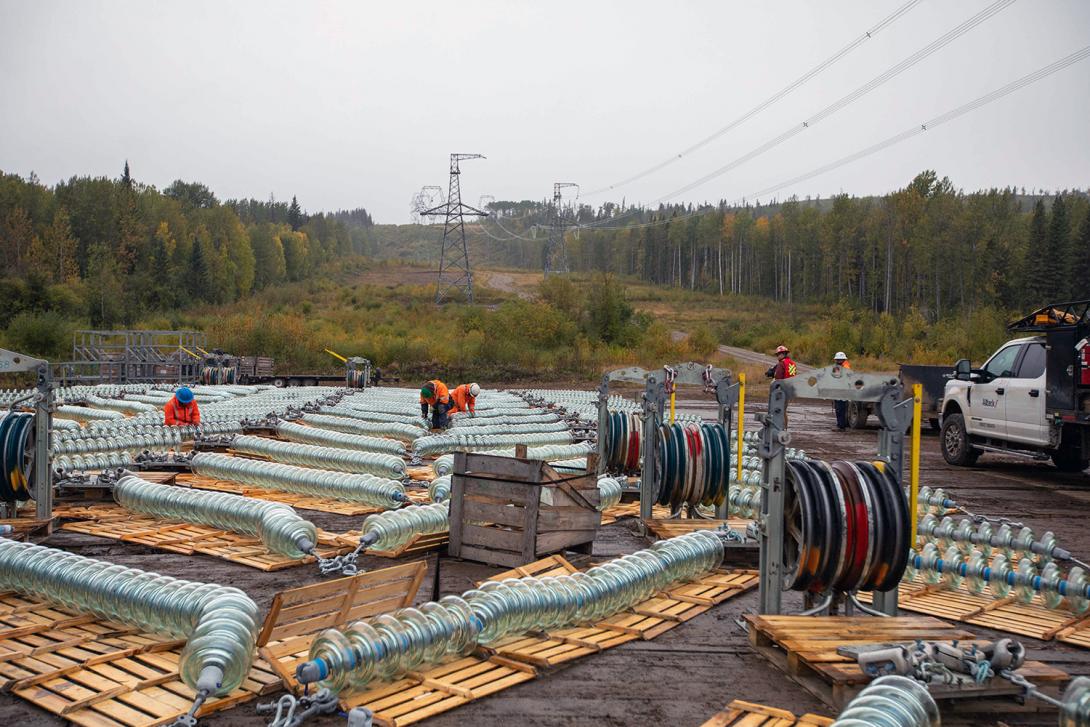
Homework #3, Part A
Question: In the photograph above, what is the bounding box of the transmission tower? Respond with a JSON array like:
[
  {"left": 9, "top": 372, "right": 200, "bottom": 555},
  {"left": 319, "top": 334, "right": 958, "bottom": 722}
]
[
  {"left": 421, "top": 154, "right": 487, "bottom": 304},
  {"left": 410, "top": 186, "right": 445, "bottom": 224},
  {"left": 544, "top": 182, "right": 579, "bottom": 276}
]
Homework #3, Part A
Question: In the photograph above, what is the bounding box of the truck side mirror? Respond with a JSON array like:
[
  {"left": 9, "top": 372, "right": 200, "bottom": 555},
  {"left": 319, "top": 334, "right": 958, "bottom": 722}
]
[{"left": 954, "top": 359, "right": 971, "bottom": 381}]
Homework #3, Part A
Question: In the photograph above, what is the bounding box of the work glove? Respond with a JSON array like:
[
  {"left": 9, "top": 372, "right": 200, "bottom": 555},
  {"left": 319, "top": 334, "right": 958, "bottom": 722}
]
[
  {"left": 420, "top": 403, "right": 429, "bottom": 418},
  {"left": 765, "top": 365, "right": 776, "bottom": 379}
]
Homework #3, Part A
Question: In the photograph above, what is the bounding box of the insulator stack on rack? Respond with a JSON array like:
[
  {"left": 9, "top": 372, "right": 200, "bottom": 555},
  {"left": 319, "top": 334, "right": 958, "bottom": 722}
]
[
  {"left": 297, "top": 530, "right": 724, "bottom": 692},
  {"left": 447, "top": 420, "right": 571, "bottom": 435},
  {"left": 653, "top": 422, "right": 731, "bottom": 510},
  {"left": 191, "top": 452, "right": 407, "bottom": 508},
  {"left": 320, "top": 402, "right": 426, "bottom": 428},
  {"left": 230, "top": 435, "right": 406, "bottom": 479},
  {"left": 55, "top": 404, "right": 124, "bottom": 422},
  {"left": 0, "top": 538, "right": 258, "bottom": 696},
  {"left": 413, "top": 430, "right": 575, "bottom": 457},
  {"left": 115, "top": 476, "right": 318, "bottom": 557},
  {"left": 0, "top": 412, "right": 36, "bottom": 502},
  {"left": 54, "top": 451, "right": 134, "bottom": 473},
  {"left": 277, "top": 421, "right": 405, "bottom": 456}
]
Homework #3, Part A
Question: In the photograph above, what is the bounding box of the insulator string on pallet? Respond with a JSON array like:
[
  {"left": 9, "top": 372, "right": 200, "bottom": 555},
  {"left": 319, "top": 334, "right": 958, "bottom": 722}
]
[
  {"left": 296, "top": 530, "right": 724, "bottom": 692},
  {"left": 0, "top": 538, "right": 258, "bottom": 696},
  {"left": 230, "top": 435, "right": 406, "bottom": 479}
]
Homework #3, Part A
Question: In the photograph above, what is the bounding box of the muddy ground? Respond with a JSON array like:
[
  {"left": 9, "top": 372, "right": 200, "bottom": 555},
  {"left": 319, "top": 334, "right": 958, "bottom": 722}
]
[{"left": 2, "top": 398, "right": 1088, "bottom": 726}]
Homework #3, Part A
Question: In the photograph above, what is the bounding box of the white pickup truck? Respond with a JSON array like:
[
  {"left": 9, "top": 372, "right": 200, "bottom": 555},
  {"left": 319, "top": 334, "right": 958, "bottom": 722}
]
[{"left": 940, "top": 301, "right": 1090, "bottom": 473}]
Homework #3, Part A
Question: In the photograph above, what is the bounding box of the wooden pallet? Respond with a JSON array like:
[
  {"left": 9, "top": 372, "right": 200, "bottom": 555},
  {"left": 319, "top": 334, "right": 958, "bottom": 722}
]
[
  {"left": 333, "top": 529, "right": 449, "bottom": 558},
  {"left": 174, "top": 473, "right": 386, "bottom": 516},
  {"left": 644, "top": 517, "right": 753, "bottom": 538},
  {"left": 0, "top": 517, "right": 54, "bottom": 539},
  {"left": 701, "top": 700, "right": 833, "bottom": 727},
  {"left": 1056, "top": 616, "right": 1090, "bottom": 649},
  {"left": 598, "top": 502, "right": 673, "bottom": 525},
  {"left": 57, "top": 504, "right": 350, "bottom": 571},
  {"left": 746, "top": 614, "right": 1068, "bottom": 709},
  {"left": 857, "top": 573, "right": 1090, "bottom": 641},
  {"left": 0, "top": 591, "right": 280, "bottom": 726},
  {"left": 258, "top": 562, "right": 428, "bottom": 691},
  {"left": 406, "top": 466, "right": 435, "bottom": 482}
]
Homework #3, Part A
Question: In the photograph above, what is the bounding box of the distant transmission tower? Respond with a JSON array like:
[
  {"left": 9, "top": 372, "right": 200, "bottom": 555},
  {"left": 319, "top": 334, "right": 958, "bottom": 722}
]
[
  {"left": 421, "top": 154, "right": 487, "bottom": 304},
  {"left": 544, "top": 182, "right": 579, "bottom": 276},
  {"left": 410, "top": 186, "right": 445, "bottom": 224}
]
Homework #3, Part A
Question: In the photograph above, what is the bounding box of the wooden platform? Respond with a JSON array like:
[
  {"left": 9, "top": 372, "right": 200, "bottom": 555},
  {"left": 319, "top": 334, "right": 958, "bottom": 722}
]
[
  {"left": 598, "top": 502, "right": 672, "bottom": 525},
  {"left": 0, "top": 591, "right": 280, "bottom": 727},
  {"left": 332, "top": 529, "right": 449, "bottom": 559},
  {"left": 644, "top": 517, "right": 753, "bottom": 539},
  {"left": 745, "top": 614, "right": 1069, "bottom": 709},
  {"left": 701, "top": 700, "right": 833, "bottom": 727},
  {"left": 857, "top": 573, "right": 1090, "bottom": 642},
  {"left": 55, "top": 503, "right": 350, "bottom": 571},
  {"left": 173, "top": 473, "right": 389, "bottom": 516},
  {"left": 260, "top": 557, "right": 757, "bottom": 727}
]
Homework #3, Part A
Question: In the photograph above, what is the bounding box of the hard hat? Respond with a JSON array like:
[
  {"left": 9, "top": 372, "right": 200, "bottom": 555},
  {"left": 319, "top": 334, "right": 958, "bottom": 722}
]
[
  {"left": 775, "top": 345, "right": 789, "bottom": 354},
  {"left": 834, "top": 351, "right": 848, "bottom": 361},
  {"left": 176, "top": 387, "right": 194, "bottom": 404},
  {"left": 468, "top": 383, "right": 481, "bottom": 397},
  {"left": 420, "top": 383, "right": 434, "bottom": 397}
]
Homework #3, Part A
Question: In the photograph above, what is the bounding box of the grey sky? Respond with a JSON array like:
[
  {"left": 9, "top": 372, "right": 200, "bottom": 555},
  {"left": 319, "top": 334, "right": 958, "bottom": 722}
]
[{"left": 1, "top": 0, "right": 1088, "bottom": 223}]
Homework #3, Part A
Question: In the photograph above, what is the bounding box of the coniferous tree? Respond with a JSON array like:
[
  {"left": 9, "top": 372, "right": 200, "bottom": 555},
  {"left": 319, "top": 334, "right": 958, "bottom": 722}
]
[
  {"left": 1072, "top": 211, "right": 1090, "bottom": 302},
  {"left": 1044, "top": 195, "right": 1071, "bottom": 301},
  {"left": 1024, "top": 200, "right": 1050, "bottom": 306},
  {"left": 288, "top": 196, "right": 304, "bottom": 231}
]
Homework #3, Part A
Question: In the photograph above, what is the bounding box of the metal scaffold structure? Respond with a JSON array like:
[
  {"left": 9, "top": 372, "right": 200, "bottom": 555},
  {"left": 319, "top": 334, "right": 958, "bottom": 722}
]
[
  {"left": 60, "top": 330, "right": 206, "bottom": 385},
  {"left": 422, "top": 153, "right": 488, "bottom": 304}
]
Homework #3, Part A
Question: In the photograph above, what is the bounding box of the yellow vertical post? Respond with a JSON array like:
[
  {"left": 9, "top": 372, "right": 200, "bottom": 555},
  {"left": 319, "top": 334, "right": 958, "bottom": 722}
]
[
  {"left": 911, "top": 383, "right": 922, "bottom": 548},
  {"left": 736, "top": 372, "right": 746, "bottom": 484},
  {"left": 669, "top": 390, "right": 676, "bottom": 424}
]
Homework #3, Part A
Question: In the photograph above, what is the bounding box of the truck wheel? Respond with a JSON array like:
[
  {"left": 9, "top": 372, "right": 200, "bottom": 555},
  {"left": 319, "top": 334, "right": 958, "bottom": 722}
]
[
  {"left": 846, "top": 402, "right": 869, "bottom": 429},
  {"left": 941, "top": 413, "right": 979, "bottom": 466},
  {"left": 1052, "top": 449, "right": 1089, "bottom": 473}
]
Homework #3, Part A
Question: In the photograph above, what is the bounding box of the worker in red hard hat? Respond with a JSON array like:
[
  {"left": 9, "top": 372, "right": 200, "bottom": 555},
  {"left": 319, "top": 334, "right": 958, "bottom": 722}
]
[
  {"left": 164, "top": 386, "right": 201, "bottom": 426},
  {"left": 766, "top": 345, "right": 798, "bottom": 428},
  {"left": 766, "top": 345, "right": 798, "bottom": 380},
  {"left": 449, "top": 382, "right": 481, "bottom": 417}
]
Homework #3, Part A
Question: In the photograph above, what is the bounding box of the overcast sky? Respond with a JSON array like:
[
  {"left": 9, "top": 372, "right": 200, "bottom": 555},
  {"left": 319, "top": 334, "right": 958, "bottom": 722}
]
[{"left": 1, "top": 0, "right": 1088, "bottom": 223}]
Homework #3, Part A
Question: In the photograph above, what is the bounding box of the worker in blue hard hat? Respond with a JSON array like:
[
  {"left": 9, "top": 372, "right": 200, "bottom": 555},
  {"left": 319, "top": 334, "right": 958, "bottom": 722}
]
[{"left": 165, "top": 386, "right": 201, "bottom": 426}]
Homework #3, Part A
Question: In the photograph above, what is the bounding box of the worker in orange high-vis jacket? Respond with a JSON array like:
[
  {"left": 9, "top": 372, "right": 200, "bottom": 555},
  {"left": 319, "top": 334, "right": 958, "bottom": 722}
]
[
  {"left": 420, "top": 379, "right": 451, "bottom": 430},
  {"left": 449, "top": 383, "right": 481, "bottom": 417},
  {"left": 164, "top": 387, "right": 201, "bottom": 426}
]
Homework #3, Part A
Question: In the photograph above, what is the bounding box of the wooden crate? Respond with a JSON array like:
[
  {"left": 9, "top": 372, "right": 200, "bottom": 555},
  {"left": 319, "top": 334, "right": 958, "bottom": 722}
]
[
  {"left": 174, "top": 473, "right": 384, "bottom": 516},
  {"left": 857, "top": 573, "right": 1090, "bottom": 641},
  {"left": 701, "top": 700, "right": 833, "bottom": 727},
  {"left": 448, "top": 451, "right": 601, "bottom": 568},
  {"left": 746, "top": 614, "right": 1068, "bottom": 710},
  {"left": 58, "top": 505, "right": 350, "bottom": 571}
]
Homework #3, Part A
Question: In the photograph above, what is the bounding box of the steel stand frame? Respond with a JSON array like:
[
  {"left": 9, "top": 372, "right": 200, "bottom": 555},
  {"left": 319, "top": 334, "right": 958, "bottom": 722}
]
[
  {"left": 345, "top": 357, "right": 372, "bottom": 389},
  {"left": 0, "top": 348, "right": 54, "bottom": 523},
  {"left": 596, "top": 363, "right": 738, "bottom": 532},
  {"left": 757, "top": 365, "right": 913, "bottom": 616}
]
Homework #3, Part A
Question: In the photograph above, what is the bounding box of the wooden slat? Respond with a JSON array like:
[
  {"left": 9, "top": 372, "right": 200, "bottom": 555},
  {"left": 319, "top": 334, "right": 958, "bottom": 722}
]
[{"left": 701, "top": 700, "right": 834, "bottom": 727}]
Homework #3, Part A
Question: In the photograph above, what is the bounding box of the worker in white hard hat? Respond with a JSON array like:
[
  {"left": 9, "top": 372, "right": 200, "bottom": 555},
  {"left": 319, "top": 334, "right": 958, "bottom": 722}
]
[
  {"left": 450, "top": 382, "right": 481, "bottom": 417},
  {"left": 833, "top": 352, "right": 851, "bottom": 430}
]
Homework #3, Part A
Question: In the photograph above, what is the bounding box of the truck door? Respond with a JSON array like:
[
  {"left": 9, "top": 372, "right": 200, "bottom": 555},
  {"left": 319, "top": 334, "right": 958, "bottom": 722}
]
[
  {"left": 1005, "top": 341, "right": 1048, "bottom": 446},
  {"left": 968, "top": 343, "right": 1022, "bottom": 440}
]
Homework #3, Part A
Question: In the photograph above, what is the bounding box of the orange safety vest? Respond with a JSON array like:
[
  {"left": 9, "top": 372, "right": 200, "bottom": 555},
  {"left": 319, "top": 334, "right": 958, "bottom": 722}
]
[
  {"left": 449, "top": 384, "right": 476, "bottom": 414},
  {"left": 164, "top": 397, "right": 201, "bottom": 425},
  {"left": 419, "top": 379, "right": 450, "bottom": 406}
]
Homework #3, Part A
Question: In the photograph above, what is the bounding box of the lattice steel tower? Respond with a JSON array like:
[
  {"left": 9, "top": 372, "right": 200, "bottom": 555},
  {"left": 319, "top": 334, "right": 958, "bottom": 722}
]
[
  {"left": 545, "top": 182, "right": 578, "bottom": 276},
  {"left": 421, "top": 154, "right": 487, "bottom": 304}
]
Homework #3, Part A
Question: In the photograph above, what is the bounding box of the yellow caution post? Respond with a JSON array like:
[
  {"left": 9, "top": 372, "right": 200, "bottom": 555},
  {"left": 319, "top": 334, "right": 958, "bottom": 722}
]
[
  {"left": 178, "top": 346, "right": 201, "bottom": 360},
  {"left": 911, "top": 383, "right": 922, "bottom": 548},
  {"left": 736, "top": 372, "right": 746, "bottom": 484}
]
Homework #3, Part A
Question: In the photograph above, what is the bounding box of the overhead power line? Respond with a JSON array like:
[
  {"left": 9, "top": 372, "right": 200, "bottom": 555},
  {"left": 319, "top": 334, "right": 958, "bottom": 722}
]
[
  {"left": 653, "top": 0, "right": 1017, "bottom": 204},
  {"left": 572, "top": 44, "right": 1089, "bottom": 233},
  {"left": 582, "top": 0, "right": 922, "bottom": 197}
]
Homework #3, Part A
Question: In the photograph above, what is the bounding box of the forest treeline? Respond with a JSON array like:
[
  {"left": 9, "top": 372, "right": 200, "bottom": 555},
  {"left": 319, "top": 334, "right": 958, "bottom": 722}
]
[
  {"left": 0, "top": 165, "right": 374, "bottom": 339},
  {"left": 444, "top": 171, "right": 1089, "bottom": 316}
]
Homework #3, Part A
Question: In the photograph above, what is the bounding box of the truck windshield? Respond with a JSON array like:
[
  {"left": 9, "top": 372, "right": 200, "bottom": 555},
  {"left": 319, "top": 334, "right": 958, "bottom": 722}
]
[{"left": 983, "top": 344, "right": 1021, "bottom": 378}]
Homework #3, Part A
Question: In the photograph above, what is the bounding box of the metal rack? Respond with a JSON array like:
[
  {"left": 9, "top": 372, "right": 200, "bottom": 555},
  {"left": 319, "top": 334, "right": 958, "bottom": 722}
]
[
  {"left": 64, "top": 329, "right": 206, "bottom": 385},
  {"left": 0, "top": 347, "right": 54, "bottom": 523},
  {"left": 757, "top": 365, "right": 913, "bottom": 616},
  {"left": 597, "top": 362, "right": 739, "bottom": 525}
]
